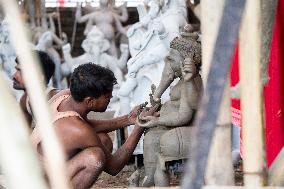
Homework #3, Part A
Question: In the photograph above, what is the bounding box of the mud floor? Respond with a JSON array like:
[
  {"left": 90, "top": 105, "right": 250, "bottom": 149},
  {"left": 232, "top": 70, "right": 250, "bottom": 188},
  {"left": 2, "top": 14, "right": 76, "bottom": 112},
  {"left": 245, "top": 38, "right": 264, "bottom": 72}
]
[{"left": 91, "top": 161, "right": 244, "bottom": 188}]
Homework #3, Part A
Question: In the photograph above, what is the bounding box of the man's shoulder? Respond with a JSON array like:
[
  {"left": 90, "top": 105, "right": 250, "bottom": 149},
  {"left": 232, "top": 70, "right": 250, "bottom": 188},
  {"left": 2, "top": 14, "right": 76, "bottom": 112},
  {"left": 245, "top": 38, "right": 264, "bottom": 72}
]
[
  {"left": 47, "top": 89, "right": 60, "bottom": 100},
  {"left": 48, "top": 89, "right": 70, "bottom": 103},
  {"left": 55, "top": 116, "right": 93, "bottom": 136}
]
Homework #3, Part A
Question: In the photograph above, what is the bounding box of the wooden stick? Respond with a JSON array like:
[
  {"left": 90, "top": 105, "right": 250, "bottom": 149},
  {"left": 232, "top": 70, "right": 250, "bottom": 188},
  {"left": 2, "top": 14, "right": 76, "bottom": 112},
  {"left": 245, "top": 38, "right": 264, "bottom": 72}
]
[
  {"left": 26, "top": 0, "right": 36, "bottom": 28},
  {"left": 56, "top": 6, "right": 63, "bottom": 40},
  {"left": 40, "top": 0, "right": 47, "bottom": 30},
  {"left": 0, "top": 73, "right": 47, "bottom": 189},
  {"left": 239, "top": 0, "right": 265, "bottom": 186},
  {"left": 0, "top": 1, "right": 70, "bottom": 189}
]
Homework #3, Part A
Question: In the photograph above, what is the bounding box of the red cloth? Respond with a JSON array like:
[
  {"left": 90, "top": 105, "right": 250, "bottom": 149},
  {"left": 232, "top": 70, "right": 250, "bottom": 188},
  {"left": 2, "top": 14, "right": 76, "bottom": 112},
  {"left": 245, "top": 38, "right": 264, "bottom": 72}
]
[
  {"left": 230, "top": 0, "right": 284, "bottom": 167},
  {"left": 230, "top": 44, "right": 242, "bottom": 157},
  {"left": 265, "top": 0, "right": 284, "bottom": 167},
  {"left": 231, "top": 44, "right": 241, "bottom": 127}
]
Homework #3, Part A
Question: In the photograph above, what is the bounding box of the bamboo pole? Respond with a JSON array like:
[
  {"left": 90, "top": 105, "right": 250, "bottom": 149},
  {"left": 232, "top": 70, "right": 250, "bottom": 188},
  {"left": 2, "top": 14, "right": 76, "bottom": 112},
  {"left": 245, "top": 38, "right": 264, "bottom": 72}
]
[
  {"left": 0, "top": 73, "right": 47, "bottom": 189},
  {"left": 201, "top": 0, "right": 225, "bottom": 86},
  {"left": 0, "top": 1, "right": 70, "bottom": 189},
  {"left": 201, "top": 0, "right": 234, "bottom": 185},
  {"left": 40, "top": 0, "right": 47, "bottom": 30},
  {"left": 260, "top": 0, "right": 278, "bottom": 85},
  {"left": 27, "top": 0, "right": 36, "bottom": 28},
  {"left": 205, "top": 82, "right": 234, "bottom": 185},
  {"left": 239, "top": 0, "right": 265, "bottom": 186}
]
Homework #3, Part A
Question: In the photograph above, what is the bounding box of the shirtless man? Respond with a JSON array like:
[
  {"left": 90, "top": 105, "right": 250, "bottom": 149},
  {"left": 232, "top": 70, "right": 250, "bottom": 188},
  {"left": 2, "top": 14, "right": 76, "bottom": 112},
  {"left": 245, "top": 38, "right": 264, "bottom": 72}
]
[
  {"left": 12, "top": 50, "right": 56, "bottom": 126},
  {"left": 31, "top": 63, "right": 145, "bottom": 189}
]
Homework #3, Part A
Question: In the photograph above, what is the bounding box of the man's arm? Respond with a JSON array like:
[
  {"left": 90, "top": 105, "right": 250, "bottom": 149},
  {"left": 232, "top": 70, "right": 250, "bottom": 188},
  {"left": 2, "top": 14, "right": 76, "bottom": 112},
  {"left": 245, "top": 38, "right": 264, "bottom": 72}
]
[
  {"left": 86, "top": 106, "right": 140, "bottom": 133},
  {"left": 69, "top": 118, "right": 144, "bottom": 176},
  {"left": 103, "top": 125, "right": 144, "bottom": 175},
  {"left": 87, "top": 115, "right": 130, "bottom": 133}
]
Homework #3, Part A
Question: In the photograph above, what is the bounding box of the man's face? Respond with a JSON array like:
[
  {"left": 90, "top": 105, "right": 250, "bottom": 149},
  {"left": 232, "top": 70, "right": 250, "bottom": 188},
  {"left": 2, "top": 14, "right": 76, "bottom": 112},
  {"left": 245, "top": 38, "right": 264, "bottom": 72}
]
[
  {"left": 93, "top": 91, "right": 113, "bottom": 112},
  {"left": 12, "top": 62, "right": 25, "bottom": 90}
]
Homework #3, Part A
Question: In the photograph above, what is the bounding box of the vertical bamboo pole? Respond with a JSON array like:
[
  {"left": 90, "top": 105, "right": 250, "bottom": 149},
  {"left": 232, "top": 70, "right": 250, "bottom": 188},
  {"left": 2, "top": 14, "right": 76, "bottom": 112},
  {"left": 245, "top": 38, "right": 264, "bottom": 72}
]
[
  {"left": 260, "top": 0, "right": 278, "bottom": 85},
  {"left": 0, "top": 1, "right": 70, "bottom": 189},
  {"left": 0, "top": 73, "right": 47, "bottom": 189},
  {"left": 239, "top": 0, "right": 265, "bottom": 186},
  {"left": 201, "top": 0, "right": 234, "bottom": 185},
  {"left": 40, "top": 0, "right": 47, "bottom": 30},
  {"left": 27, "top": 0, "right": 36, "bottom": 28},
  {"left": 201, "top": 0, "right": 225, "bottom": 86},
  {"left": 205, "top": 82, "right": 234, "bottom": 185}
]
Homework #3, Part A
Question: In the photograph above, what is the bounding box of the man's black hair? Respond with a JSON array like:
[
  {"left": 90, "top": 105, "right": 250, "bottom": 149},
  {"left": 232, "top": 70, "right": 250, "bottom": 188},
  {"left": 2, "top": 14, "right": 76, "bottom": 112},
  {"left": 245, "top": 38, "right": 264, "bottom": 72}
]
[
  {"left": 36, "top": 51, "right": 55, "bottom": 84},
  {"left": 70, "top": 63, "right": 117, "bottom": 102},
  {"left": 15, "top": 50, "right": 55, "bottom": 84}
]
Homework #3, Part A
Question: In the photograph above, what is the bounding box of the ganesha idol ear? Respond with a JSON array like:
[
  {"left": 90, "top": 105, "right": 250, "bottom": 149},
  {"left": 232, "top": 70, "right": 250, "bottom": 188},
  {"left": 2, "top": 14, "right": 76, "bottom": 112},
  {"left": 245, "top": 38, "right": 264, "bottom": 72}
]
[{"left": 100, "top": 39, "right": 110, "bottom": 53}]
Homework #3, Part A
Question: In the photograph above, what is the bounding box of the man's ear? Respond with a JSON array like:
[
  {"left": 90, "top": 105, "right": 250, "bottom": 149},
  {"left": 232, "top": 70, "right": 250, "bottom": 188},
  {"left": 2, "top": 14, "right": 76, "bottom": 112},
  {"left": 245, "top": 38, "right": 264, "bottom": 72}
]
[{"left": 84, "top": 96, "right": 96, "bottom": 107}]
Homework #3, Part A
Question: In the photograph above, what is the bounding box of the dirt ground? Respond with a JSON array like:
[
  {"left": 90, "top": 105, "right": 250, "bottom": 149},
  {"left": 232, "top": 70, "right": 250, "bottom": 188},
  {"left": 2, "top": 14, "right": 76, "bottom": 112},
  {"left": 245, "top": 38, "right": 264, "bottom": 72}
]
[
  {"left": 91, "top": 161, "right": 243, "bottom": 188},
  {"left": 0, "top": 161, "right": 243, "bottom": 188},
  {"left": 91, "top": 168, "right": 180, "bottom": 188}
]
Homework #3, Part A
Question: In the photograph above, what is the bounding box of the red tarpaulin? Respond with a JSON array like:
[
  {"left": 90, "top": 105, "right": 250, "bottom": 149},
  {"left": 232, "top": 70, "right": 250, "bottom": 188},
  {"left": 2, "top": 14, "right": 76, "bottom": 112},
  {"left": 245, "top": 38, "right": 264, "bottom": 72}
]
[
  {"left": 230, "top": 0, "right": 284, "bottom": 167},
  {"left": 264, "top": 0, "right": 284, "bottom": 167}
]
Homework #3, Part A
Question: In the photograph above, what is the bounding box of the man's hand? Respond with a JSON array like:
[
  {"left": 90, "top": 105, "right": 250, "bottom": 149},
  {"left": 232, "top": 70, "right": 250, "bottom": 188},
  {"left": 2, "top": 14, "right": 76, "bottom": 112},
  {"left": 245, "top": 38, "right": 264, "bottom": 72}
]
[
  {"left": 128, "top": 105, "right": 141, "bottom": 125},
  {"left": 136, "top": 104, "right": 160, "bottom": 128}
]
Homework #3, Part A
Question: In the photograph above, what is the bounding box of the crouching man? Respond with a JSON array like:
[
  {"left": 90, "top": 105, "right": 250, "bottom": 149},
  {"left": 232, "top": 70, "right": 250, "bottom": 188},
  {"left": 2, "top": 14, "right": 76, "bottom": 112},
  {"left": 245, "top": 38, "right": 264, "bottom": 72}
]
[{"left": 31, "top": 63, "right": 144, "bottom": 189}]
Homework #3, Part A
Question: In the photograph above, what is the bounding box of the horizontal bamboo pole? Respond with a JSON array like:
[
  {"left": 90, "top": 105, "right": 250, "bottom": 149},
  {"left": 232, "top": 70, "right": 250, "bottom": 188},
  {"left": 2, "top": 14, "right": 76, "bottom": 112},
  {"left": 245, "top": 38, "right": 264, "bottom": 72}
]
[
  {"left": 0, "top": 1, "right": 70, "bottom": 189},
  {"left": 0, "top": 73, "right": 47, "bottom": 189}
]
